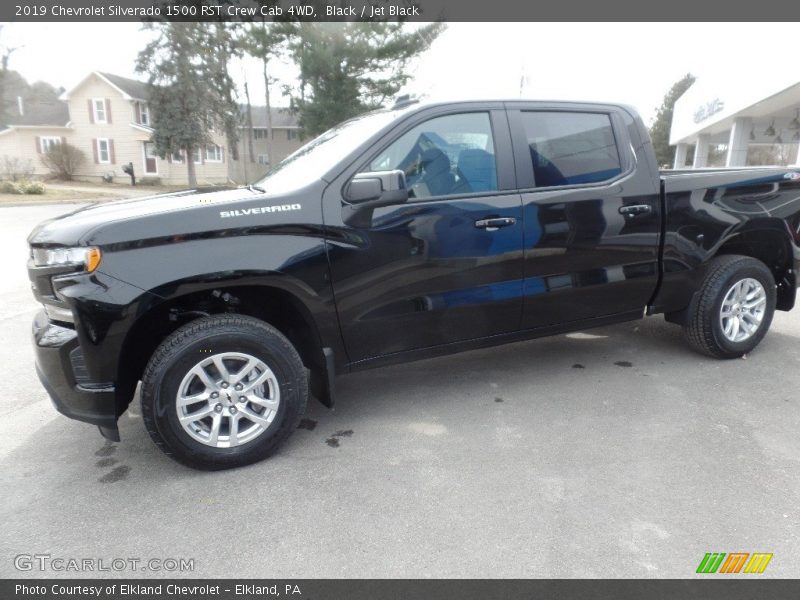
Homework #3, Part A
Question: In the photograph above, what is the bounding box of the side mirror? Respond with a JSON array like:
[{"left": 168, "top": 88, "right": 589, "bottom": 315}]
[
  {"left": 342, "top": 170, "right": 409, "bottom": 228},
  {"left": 344, "top": 170, "right": 409, "bottom": 206}
]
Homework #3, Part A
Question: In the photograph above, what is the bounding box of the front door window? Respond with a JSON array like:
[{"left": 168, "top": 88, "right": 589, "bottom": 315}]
[{"left": 368, "top": 112, "right": 498, "bottom": 199}]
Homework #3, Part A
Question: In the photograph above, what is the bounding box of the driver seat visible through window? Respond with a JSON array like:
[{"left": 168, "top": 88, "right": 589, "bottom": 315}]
[
  {"left": 368, "top": 112, "right": 498, "bottom": 200},
  {"left": 420, "top": 148, "right": 456, "bottom": 196},
  {"left": 456, "top": 148, "right": 497, "bottom": 193}
]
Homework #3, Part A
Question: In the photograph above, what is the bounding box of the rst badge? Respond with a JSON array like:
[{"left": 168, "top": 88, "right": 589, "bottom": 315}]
[{"left": 220, "top": 204, "right": 301, "bottom": 218}]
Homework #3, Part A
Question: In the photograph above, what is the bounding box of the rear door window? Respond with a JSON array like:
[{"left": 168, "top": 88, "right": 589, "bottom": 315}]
[{"left": 519, "top": 112, "right": 622, "bottom": 188}]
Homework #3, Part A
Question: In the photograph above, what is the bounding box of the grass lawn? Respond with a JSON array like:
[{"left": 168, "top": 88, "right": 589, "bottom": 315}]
[
  {"left": 0, "top": 188, "right": 110, "bottom": 205},
  {"left": 0, "top": 180, "right": 191, "bottom": 205}
]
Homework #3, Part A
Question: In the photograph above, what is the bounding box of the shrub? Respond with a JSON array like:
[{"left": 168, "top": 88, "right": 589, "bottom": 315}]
[
  {"left": 0, "top": 179, "right": 46, "bottom": 195},
  {"left": 41, "top": 143, "right": 86, "bottom": 180},
  {"left": 21, "top": 180, "right": 45, "bottom": 194},
  {"left": 0, "top": 156, "right": 34, "bottom": 182},
  {"left": 0, "top": 180, "right": 22, "bottom": 194}
]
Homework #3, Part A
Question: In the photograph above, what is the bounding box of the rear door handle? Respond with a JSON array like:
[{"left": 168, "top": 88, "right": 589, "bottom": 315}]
[
  {"left": 619, "top": 204, "right": 652, "bottom": 218},
  {"left": 475, "top": 217, "right": 517, "bottom": 230}
]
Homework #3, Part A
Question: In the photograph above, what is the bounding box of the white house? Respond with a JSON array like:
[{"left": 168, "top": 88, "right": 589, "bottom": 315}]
[
  {"left": 671, "top": 72, "right": 800, "bottom": 169},
  {"left": 0, "top": 71, "right": 304, "bottom": 186}
]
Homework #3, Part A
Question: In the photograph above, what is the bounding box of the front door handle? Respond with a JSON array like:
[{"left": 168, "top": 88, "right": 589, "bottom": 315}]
[
  {"left": 619, "top": 204, "right": 652, "bottom": 218},
  {"left": 475, "top": 217, "right": 517, "bottom": 230}
]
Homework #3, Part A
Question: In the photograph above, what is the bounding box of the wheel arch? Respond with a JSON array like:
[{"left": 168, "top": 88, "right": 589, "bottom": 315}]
[
  {"left": 115, "top": 279, "right": 337, "bottom": 418},
  {"left": 713, "top": 225, "right": 796, "bottom": 311}
]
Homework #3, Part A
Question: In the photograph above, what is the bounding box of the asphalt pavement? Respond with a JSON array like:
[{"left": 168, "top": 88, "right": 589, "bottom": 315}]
[{"left": 1, "top": 203, "right": 798, "bottom": 578}]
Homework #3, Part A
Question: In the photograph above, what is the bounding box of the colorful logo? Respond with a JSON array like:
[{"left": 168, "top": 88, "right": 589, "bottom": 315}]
[{"left": 696, "top": 552, "right": 773, "bottom": 574}]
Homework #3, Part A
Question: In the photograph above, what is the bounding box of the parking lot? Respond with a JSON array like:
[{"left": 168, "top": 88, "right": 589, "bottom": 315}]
[{"left": 1, "top": 202, "right": 798, "bottom": 578}]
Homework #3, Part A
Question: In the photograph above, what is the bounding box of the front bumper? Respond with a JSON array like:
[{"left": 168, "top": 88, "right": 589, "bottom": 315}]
[{"left": 32, "top": 310, "right": 120, "bottom": 441}]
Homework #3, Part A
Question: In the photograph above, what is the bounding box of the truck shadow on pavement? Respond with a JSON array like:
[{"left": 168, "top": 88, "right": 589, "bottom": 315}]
[{"left": 5, "top": 315, "right": 797, "bottom": 482}]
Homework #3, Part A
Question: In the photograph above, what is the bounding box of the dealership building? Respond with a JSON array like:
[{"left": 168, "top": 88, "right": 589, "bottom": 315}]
[{"left": 670, "top": 72, "right": 800, "bottom": 169}]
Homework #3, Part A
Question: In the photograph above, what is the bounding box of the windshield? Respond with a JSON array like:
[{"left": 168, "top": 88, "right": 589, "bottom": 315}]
[{"left": 254, "top": 109, "right": 406, "bottom": 193}]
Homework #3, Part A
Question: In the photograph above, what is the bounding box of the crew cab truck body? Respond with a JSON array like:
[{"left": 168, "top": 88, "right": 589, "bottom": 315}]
[{"left": 28, "top": 99, "right": 800, "bottom": 469}]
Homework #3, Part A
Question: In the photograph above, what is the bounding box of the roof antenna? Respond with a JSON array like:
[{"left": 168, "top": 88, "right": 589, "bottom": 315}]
[{"left": 519, "top": 58, "right": 528, "bottom": 98}]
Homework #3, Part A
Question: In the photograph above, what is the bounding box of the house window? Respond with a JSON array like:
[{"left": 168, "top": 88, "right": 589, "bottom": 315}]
[
  {"left": 138, "top": 102, "right": 150, "bottom": 126},
  {"left": 93, "top": 98, "right": 107, "bottom": 124},
  {"left": 253, "top": 129, "right": 268, "bottom": 140},
  {"left": 257, "top": 154, "right": 270, "bottom": 165},
  {"left": 40, "top": 137, "right": 62, "bottom": 152},
  {"left": 205, "top": 144, "right": 223, "bottom": 162},
  {"left": 287, "top": 129, "right": 298, "bottom": 140},
  {"left": 171, "top": 150, "right": 184, "bottom": 163},
  {"left": 192, "top": 148, "right": 202, "bottom": 164},
  {"left": 97, "top": 139, "right": 110, "bottom": 163},
  {"left": 143, "top": 142, "right": 158, "bottom": 175}
]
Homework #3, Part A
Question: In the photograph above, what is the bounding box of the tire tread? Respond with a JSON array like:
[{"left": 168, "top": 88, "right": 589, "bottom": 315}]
[
  {"left": 683, "top": 255, "right": 775, "bottom": 359},
  {"left": 140, "top": 314, "right": 307, "bottom": 470}
]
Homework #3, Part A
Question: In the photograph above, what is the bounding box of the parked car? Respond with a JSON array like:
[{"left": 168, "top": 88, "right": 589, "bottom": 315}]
[{"left": 28, "top": 99, "right": 800, "bottom": 469}]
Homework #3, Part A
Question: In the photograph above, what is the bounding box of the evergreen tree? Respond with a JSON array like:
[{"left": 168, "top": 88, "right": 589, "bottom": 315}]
[
  {"left": 0, "top": 70, "right": 63, "bottom": 126},
  {"left": 283, "top": 22, "right": 445, "bottom": 137},
  {"left": 650, "top": 73, "right": 695, "bottom": 168},
  {"left": 136, "top": 23, "right": 239, "bottom": 186}
]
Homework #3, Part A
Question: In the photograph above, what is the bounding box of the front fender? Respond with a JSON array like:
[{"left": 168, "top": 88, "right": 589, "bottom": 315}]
[{"left": 99, "top": 228, "right": 341, "bottom": 352}]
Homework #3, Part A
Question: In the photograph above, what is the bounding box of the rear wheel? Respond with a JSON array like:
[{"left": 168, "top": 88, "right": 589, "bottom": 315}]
[
  {"left": 683, "top": 255, "right": 776, "bottom": 359},
  {"left": 141, "top": 315, "right": 307, "bottom": 470}
]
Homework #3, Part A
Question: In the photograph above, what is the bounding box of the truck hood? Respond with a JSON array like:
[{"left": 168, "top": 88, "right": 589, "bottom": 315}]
[{"left": 27, "top": 184, "right": 324, "bottom": 247}]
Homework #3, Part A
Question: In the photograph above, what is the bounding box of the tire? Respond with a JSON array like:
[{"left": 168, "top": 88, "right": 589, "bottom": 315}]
[
  {"left": 141, "top": 315, "right": 307, "bottom": 470},
  {"left": 683, "top": 255, "right": 776, "bottom": 359}
]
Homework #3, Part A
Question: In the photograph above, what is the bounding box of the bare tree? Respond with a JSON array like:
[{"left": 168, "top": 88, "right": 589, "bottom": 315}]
[
  {"left": 0, "top": 25, "right": 21, "bottom": 125},
  {"left": 41, "top": 143, "right": 86, "bottom": 180},
  {"left": 241, "top": 22, "right": 287, "bottom": 167},
  {"left": 0, "top": 155, "right": 33, "bottom": 181},
  {"left": 243, "top": 80, "right": 255, "bottom": 163}
]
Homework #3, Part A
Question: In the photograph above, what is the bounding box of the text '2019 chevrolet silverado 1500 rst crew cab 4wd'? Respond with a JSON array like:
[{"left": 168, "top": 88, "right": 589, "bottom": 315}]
[{"left": 28, "top": 99, "right": 800, "bottom": 469}]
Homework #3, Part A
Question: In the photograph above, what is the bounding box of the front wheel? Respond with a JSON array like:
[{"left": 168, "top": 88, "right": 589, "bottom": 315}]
[
  {"left": 141, "top": 315, "right": 307, "bottom": 470},
  {"left": 683, "top": 255, "right": 776, "bottom": 359}
]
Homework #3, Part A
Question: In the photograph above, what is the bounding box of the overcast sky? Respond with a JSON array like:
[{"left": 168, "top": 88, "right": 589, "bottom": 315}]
[{"left": 3, "top": 22, "right": 798, "bottom": 124}]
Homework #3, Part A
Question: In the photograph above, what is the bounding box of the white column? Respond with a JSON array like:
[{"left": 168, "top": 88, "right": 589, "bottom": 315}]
[
  {"left": 673, "top": 143, "right": 689, "bottom": 169},
  {"left": 693, "top": 134, "right": 710, "bottom": 168},
  {"left": 726, "top": 118, "right": 751, "bottom": 167}
]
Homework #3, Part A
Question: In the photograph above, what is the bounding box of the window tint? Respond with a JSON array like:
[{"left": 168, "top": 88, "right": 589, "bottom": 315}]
[
  {"left": 520, "top": 112, "right": 621, "bottom": 188},
  {"left": 369, "top": 112, "right": 497, "bottom": 199}
]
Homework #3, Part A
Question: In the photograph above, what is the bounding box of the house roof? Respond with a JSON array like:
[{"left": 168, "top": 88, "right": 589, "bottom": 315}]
[
  {"left": 97, "top": 72, "right": 149, "bottom": 101},
  {"left": 6, "top": 70, "right": 299, "bottom": 132},
  {"left": 61, "top": 71, "right": 148, "bottom": 101},
  {"left": 241, "top": 105, "right": 299, "bottom": 129},
  {"left": 4, "top": 100, "right": 70, "bottom": 128}
]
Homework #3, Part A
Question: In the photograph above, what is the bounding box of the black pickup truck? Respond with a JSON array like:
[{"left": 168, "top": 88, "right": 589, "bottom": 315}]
[{"left": 28, "top": 99, "right": 800, "bottom": 469}]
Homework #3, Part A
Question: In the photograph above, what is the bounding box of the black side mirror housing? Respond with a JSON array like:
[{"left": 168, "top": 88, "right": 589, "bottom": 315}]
[
  {"left": 345, "top": 177, "right": 382, "bottom": 203},
  {"left": 342, "top": 170, "right": 409, "bottom": 227},
  {"left": 344, "top": 170, "right": 409, "bottom": 205}
]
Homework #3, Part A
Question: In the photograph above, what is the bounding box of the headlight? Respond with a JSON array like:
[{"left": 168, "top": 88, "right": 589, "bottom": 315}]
[{"left": 31, "top": 246, "right": 102, "bottom": 272}]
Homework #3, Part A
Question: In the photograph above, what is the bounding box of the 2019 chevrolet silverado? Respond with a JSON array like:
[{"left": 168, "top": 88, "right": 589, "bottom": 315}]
[{"left": 28, "top": 99, "right": 800, "bottom": 469}]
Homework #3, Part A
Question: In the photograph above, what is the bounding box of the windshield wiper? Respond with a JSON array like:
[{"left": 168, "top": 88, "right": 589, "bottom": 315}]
[{"left": 247, "top": 184, "right": 266, "bottom": 193}]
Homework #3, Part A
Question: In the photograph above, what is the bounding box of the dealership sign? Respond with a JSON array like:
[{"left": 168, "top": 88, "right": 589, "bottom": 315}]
[{"left": 693, "top": 98, "right": 726, "bottom": 123}]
